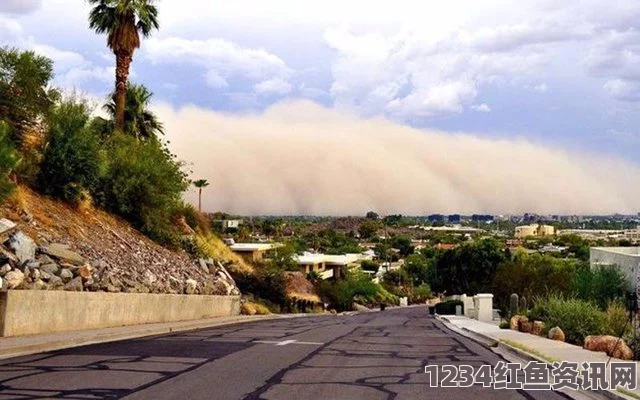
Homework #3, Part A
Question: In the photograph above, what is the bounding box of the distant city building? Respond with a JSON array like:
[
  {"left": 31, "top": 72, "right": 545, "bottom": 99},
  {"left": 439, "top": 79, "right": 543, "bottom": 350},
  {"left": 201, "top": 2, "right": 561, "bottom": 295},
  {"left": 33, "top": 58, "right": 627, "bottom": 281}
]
[
  {"left": 590, "top": 247, "right": 640, "bottom": 287},
  {"left": 514, "top": 224, "right": 555, "bottom": 238},
  {"left": 471, "top": 214, "right": 494, "bottom": 222},
  {"left": 558, "top": 226, "right": 639, "bottom": 242},
  {"left": 448, "top": 214, "right": 461, "bottom": 223},
  {"left": 427, "top": 214, "right": 445, "bottom": 222}
]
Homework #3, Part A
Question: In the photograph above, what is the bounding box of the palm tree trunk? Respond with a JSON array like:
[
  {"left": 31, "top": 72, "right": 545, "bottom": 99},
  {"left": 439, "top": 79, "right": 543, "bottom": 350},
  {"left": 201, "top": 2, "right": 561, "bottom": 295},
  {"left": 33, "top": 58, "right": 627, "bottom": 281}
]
[
  {"left": 198, "top": 188, "right": 202, "bottom": 213},
  {"left": 114, "top": 51, "right": 133, "bottom": 133}
]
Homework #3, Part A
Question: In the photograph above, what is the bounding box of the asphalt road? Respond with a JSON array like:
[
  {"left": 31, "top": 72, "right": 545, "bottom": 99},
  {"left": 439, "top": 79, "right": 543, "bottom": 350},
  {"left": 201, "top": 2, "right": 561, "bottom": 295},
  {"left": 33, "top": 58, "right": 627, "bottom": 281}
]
[{"left": 0, "top": 307, "right": 570, "bottom": 400}]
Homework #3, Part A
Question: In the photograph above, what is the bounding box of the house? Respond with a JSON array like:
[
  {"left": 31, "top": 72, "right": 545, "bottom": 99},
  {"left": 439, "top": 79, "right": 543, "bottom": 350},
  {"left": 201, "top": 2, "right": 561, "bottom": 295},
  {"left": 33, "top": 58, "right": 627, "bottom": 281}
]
[
  {"left": 229, "top": 242, "right": 280, "bottom": 262},
  {"left": 294, "top": 252, "right": 366, "bottom": 280}
]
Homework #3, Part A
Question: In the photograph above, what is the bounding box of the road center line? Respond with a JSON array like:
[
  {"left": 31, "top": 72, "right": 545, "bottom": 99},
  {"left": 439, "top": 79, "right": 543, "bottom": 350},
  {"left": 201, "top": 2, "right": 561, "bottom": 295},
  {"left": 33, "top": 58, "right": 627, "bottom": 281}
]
[{"left": 254, "top": 339, "right": 324, "bottom": 346}]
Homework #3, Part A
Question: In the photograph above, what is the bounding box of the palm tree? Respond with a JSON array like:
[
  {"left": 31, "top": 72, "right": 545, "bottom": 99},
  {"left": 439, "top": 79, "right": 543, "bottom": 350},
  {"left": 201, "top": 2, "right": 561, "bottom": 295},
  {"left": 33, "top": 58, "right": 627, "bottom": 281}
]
[
  {"left": 103, "top": 84, "right": 164, "bottom": 140},
  {"left": 193, "top": 179, "right": 209, "bottom": 212},
  {"left": 88, "top": 0, "right": 159, "bottom": 133}
]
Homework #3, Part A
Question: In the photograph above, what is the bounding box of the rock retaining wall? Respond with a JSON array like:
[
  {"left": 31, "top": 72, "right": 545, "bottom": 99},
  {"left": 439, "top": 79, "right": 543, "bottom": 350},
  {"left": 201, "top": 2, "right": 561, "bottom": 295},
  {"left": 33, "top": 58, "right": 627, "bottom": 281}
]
[{"left": 0, "top": 290, "right": 241, "bottom": 337}]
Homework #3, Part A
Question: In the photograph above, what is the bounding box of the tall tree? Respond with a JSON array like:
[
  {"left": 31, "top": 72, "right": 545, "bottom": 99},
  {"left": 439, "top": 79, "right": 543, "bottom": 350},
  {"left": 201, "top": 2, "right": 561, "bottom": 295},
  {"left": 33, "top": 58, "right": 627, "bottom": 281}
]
[
  {"left": 88, "top": 0, "right": 159, "bottom": 133},
  {"left": 101, "top": 83, "right": 164, "bottom": 140},
  {"left": 193, "top": 179, "right": 209, "bottom": 213},
  {"left": 0, "top": 47, "right": 57, "bottom": 144}
]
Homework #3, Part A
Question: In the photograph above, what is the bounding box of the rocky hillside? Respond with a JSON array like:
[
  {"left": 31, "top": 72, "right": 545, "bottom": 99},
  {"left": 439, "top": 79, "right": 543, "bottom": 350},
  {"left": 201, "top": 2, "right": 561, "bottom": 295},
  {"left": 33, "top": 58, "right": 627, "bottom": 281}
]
[{"left": 0, "top": 187, "right": 239, "bottom": 296}]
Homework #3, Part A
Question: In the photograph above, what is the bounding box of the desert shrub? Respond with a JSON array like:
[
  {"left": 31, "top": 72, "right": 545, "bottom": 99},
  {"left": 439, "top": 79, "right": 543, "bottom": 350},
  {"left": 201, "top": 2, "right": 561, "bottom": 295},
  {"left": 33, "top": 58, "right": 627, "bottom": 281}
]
[
  {"left": 99, "top": 134, "right": 188, "bottom": 245},
  {"left": 318, "top": 271, "right": 390, "bottom": 311},
  {"left": 410, "top": 283, "right": 432, "bottom": 304},
  {"left": 175, "top": 202, "right": 210, "bottom": 234},
  {"left": 38, "top": 99, "right": 103, "bottom": 204},
  {"left": 603, "top": 301, "right": 631, "bottom": 337},
  {"left": 530, "top": 294, "right": 604, "bottom": 344},
  {"left": 0, "top": 122, "right": 20, "bottom": 202},
  {"left": 360, "top": 260, "right": 379, "bottom": 272},
  {"left": 571, "top": 264, "right": 630, "bottom": 309},
  {"left": 435, "top": 300, "right": 464, "bottom": 315},
  {"left": 233, "top": 267, "right": 289, "bottom": 308}
]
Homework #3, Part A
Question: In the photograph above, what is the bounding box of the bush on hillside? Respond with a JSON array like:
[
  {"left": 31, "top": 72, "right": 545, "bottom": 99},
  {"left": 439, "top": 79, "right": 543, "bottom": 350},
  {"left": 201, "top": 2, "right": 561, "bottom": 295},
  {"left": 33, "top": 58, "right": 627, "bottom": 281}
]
[
  {"left": 99, "top": 134, "right": 188, "bottom": 245},
  {"left": 318, "top": 270, "right": 394, "bottom": 312},
  {"left": 603, "top": 301, "right": 631, "bottom": 337},
  {"left": 38, "top": 99, "right": 102, "bottom": 203},
  {"left": 0, "top": 122, "right": 20, "bottom": 202}
]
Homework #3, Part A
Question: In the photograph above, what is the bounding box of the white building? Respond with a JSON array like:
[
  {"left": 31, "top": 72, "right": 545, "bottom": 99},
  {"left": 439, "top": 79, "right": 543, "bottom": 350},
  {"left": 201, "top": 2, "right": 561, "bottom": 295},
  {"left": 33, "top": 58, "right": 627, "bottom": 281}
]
[{"left": 590, "top": 247, "right": 640, "bottom": 290}]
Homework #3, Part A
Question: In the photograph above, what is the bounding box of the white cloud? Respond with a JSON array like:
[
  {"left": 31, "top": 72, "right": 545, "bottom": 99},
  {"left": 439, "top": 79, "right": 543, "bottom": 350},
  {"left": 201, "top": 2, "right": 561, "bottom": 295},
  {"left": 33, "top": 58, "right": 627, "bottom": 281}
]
[
  {"left": 603, "top": 79, "right": 640, "bottom": 102},
  {"left": 157, "top": 100, "right": 640, "bottom": 215},
  {"left": 471, "top": 103, "right": 491, "bottom": 112},
  {"left": 254, "top": 78, "right": 292, "bottom": 96},
  {"left": 323, "top": 23, "right": 571, "bottom": 119},
  {"left": 0, "top": 0, "right": 42, "bottom": 14},
  {"left": 144, "top": 37, "right": 293, "bottom": 95},
  {"left": 205, "top": 71, "right": 229, "bottom": 89}
]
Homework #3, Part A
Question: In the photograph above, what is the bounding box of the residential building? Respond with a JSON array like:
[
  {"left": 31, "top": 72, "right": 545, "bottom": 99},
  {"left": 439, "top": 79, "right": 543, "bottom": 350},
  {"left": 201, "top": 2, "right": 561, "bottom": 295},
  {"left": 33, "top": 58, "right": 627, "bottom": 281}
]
[
  {"left": 590, "top": 247, "right": 640, "bottom": 288},
  {"left": 229, "top": 242, "right": 280, "bottom": 262},
  {"left": 294, "top": 252, "right": 370, "bottom": 280}
]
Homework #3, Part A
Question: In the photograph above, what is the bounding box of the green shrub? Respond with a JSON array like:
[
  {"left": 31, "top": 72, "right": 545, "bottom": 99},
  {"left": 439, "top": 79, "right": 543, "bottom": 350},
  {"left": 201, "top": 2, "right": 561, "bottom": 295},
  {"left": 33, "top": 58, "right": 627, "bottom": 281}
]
[
  {"left": 360, "top": 260, "right": 379, "bottom": 272},
  {"left": 410, "top": 283, "right": 432, "bottom": 304},
  {"left": 603, "top": 301, "right": 631, "bottom": 337},
  {"left": 435, "top": 300, "right": 464, "bottom": 315},
  {"left": 571, "top": 265, "right": 630, "bottom": 310},
  {"left": 233, "top": 267, "right": 289, "bottom": 308},
  {"left": 531, "top": 294, "right": 604, "bottom": 344},
  {"left": 0, "top": 122, "right": 20, "bottom": 201},
  {"left": 318, "top": 270, "right": 393, "bottom": 312},
  {"left": 99, "top": 134, "right": 188, "bottom": 245},
  {"left": 38, "top": 99, "right": 103, "bottom": 203}
]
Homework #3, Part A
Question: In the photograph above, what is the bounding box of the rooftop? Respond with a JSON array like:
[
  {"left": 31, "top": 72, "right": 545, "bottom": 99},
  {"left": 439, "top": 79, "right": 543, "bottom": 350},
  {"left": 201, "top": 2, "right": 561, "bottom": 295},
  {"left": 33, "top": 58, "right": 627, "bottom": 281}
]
[
  {"left": 229, "top": 243, "right": 280, "bottom": 252},
  {"left": 591, "top": 247, "right": 640, "bottom": 256}
]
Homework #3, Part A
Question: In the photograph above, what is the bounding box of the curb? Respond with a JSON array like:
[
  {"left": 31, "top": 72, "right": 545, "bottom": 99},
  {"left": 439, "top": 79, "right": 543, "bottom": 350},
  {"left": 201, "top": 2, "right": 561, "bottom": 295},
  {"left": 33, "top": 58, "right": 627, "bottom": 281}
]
[
  {"left": 0, "top": 313, "right": 319, "bottom": 360},
  {"left": 438, "top": 317, "right": 635, "bottom": 400}
]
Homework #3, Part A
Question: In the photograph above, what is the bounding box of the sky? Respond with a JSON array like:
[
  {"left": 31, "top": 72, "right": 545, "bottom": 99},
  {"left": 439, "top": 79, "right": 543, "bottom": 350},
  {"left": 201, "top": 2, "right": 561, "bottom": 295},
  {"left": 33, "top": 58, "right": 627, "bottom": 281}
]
[{"left": 2, "top": 0, "right": 640, "bottom": 215}]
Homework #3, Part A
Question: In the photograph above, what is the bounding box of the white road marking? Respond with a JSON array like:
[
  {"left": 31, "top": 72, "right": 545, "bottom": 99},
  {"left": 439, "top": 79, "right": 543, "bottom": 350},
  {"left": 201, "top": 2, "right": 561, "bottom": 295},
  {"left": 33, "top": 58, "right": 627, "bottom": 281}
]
[{"left": 254, "top": 339, "right": 323, "bottom": 346}]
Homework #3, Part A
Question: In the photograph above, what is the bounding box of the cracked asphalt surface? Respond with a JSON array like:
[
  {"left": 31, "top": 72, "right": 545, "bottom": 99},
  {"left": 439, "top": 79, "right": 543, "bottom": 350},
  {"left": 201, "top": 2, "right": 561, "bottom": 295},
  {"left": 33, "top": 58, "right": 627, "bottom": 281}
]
[{"left": 0, "top": 307, "right": 570, "bottom": 399}]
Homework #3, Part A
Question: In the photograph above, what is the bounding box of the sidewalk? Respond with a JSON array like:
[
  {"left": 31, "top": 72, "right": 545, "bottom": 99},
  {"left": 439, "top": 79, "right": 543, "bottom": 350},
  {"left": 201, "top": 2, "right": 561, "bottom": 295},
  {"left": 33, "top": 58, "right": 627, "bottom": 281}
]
[
  {"left": 0, "top": 313, "right": 312, "bottom": 360},
  {"left": 439, "top": 315, "right": 640, "bottom": 400}
]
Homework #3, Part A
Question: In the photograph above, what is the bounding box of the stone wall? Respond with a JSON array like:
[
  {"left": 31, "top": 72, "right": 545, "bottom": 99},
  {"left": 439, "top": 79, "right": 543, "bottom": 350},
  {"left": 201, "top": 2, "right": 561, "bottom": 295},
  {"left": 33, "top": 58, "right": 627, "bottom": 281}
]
[{"left": 0, "top": 290, "right": 241, "bottom": 337}]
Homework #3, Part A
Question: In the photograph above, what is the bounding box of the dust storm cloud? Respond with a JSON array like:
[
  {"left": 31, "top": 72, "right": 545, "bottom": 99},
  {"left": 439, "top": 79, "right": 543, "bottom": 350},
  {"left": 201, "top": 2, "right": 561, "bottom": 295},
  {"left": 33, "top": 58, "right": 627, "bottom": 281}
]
[{"left": 157, "top": 100, "right": 640, "bottom": 216}]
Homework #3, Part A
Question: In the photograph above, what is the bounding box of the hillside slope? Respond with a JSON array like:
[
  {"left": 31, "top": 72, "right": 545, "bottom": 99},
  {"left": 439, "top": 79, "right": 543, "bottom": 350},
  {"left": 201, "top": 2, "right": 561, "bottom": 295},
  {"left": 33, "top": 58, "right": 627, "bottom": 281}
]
[{"left": 0, "top": 187, "right": 239, "bottom": 295}]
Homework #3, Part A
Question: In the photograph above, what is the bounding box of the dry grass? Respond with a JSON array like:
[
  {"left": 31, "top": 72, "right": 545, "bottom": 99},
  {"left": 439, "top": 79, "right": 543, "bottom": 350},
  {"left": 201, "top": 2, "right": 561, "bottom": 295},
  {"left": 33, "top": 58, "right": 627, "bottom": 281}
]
[{"left": 194, "top": 233, "right": 254, "bottom": 274}]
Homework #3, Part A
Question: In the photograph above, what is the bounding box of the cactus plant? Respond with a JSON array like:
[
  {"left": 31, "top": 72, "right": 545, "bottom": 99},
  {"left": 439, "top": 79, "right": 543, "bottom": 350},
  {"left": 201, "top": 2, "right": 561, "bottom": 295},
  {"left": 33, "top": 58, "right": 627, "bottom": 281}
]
[
  {"left": 510, "top": 293, "right": 519, "bottom": 316},
  {"left": 519, "top": 296, "right": 527, "bottom": 313}
]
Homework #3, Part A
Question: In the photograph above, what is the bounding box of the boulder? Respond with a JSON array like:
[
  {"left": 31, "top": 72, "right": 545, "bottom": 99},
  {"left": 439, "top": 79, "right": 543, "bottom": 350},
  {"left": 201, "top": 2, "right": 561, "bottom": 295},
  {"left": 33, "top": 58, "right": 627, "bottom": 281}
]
[
  {"left": 30, "top": 268, "right": 40, "bottom": 281},
  {"left": 40, "top": 271, "right": 53, "bottom": 281},
  {"left": 4, "top": 270, "right": 25, "bottom": 289},
  {"left": 185, "top": 279, "right": 198, "bottom": 295},
  {"left": 40, "top": 263, "right": 59, "bottom": 276},
  {"left": 48, "top": 275, "right": 64, "bottom": 289},
  {"left": 519, "top": 321, "right": 532, "bottom": 333},
  {"left": 0, "top": 263, "right": 11, "bottom": 276},
  {"left": 59, "top": 268, "right": 73, "bottom": 283},
  {"left": 531, "top": 321, "right": 545, "bottom": 336},
  {"left": 510, "top": 315, "right": 528, "bottom": 330},
  {"left": 33, "top": 279, "right": 46, "bottom": 290},
  {"left": 198, "top": 259, "right": 209, "bottom": 274},
  {"left": 584, "top": 335, "right": 634, "bottom": 360},
  {"left": 0, "top": 218, "right": 17, "bottom": 242},
  {"left": 9, "top": 231, "right": 36, "bottom": 263},
  {"left": 142, "top": 270, "right": 157, "bottom": 286},
  {"left": 42, "top": 244, "right": 85, "bottom": 266},
  {"left": 548, "top": 327, "right": 565, "bottom": 342},
  {"left": 64, "top": 276, "right": 83, "bottom": 291},
  {"left": 77, "top": 264, "right": 93, "bottom": 281}
]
